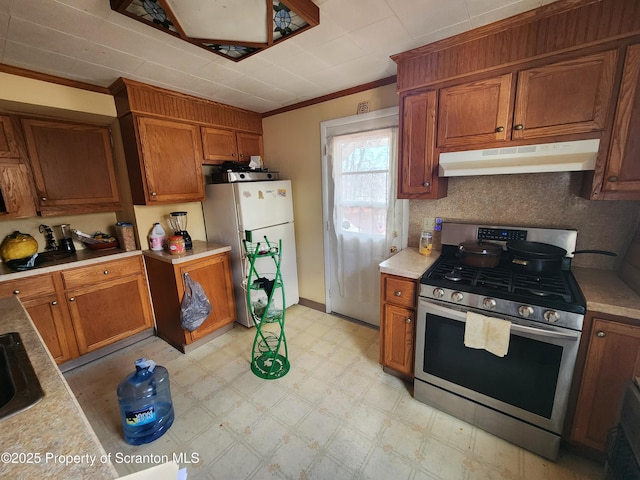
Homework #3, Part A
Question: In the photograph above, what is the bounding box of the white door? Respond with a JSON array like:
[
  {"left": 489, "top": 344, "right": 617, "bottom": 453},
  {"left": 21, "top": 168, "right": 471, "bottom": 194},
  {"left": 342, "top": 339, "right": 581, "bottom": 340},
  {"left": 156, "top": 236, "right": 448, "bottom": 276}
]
[{"left": 321, "top": 107, "right": 407, "bottom": 326}]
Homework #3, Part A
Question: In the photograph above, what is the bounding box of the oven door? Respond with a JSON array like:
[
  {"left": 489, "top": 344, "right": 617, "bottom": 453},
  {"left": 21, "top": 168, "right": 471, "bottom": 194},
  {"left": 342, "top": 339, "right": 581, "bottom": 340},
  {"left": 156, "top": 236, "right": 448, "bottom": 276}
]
[{"left": 415, "top": 298, "right": 581, "bottom": 434}]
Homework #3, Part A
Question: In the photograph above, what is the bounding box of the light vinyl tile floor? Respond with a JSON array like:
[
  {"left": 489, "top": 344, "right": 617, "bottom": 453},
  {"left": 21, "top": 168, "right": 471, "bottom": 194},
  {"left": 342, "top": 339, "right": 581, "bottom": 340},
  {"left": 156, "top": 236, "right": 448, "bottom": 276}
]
[{"left": 64, "top": 305, "right": 604, "bottom": 480}]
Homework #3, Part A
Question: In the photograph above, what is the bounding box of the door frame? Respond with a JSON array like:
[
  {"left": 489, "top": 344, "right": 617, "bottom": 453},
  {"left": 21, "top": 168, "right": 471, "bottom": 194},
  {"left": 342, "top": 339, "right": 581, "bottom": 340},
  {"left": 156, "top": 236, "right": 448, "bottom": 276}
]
[{"left": 320, "top": 106, "right": 403, "bottom": 314}]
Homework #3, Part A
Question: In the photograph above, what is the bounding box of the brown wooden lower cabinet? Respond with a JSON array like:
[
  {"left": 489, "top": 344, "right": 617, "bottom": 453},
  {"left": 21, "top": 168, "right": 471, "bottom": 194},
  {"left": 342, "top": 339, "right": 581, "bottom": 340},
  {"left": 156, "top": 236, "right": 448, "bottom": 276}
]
[
  {"left": 380, "top": 273, "right": 417, "bottom": 378},
  {"left": 0, "top": 254, "right": 154, "bottom": 365},
  {"left": 570, "top": 312, "right": 640, "bottom": 453},
  {"left": 144, "top": 250, "right": 236, "bottom": 352}
]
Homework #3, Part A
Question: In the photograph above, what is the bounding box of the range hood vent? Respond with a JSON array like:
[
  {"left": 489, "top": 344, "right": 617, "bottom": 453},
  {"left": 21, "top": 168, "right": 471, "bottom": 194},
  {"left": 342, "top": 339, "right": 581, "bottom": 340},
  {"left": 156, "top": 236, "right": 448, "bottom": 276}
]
[{"left": 439, "top": 139, "right": 600, "bottom": 177}]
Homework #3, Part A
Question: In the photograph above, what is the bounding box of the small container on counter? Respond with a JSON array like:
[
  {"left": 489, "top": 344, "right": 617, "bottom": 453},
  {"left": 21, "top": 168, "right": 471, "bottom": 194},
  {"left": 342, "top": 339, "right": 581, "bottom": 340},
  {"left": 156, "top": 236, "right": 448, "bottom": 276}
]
[
  {"left": 168, "top": 235, "right": 185, "bottom": 255},
  {"left": 149, "top": 223, "right": 165, "bottom": 251},
  {"left": 116, "top": 222, "right": 137, "bottom": 251}
]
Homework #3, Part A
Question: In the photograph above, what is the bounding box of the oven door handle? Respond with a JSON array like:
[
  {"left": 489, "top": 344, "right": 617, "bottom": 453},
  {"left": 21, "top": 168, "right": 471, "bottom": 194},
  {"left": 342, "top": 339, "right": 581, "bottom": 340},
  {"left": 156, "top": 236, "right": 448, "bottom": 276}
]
[{"left": 419, "top": 299, "right": 580, "bottom": 341}]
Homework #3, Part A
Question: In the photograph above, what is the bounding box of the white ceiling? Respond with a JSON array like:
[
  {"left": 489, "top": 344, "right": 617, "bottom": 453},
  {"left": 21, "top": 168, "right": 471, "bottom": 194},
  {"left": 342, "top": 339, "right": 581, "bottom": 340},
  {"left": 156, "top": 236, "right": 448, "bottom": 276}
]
[{"left": 0, "top": 0, "right": 557, "bottom": 114}]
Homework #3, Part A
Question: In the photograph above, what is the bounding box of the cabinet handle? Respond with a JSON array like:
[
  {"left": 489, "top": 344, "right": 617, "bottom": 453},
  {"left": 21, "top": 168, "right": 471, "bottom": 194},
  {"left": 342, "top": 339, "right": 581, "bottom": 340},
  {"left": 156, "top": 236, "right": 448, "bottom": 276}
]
[
  {"left": 514, "top": 124, "right": 524, "bottom": 130},
  {"left": 406, "top": 318, "right": 412, "bottom": 324},
  {"left": 495, "top": 126, "right": 504, "bottom": 133},
  {"left": 608, "top": 176, "right": 618, "bottom": 182},
  {"left": 422, "top": 182, "right": 430, "bottom": 188},
  {"left": 12, "top": 290, "right": 19, "bottom": 295},
  {"left": 103, "top": 270, "right": 109, "bottom": 275},
  {"left": 151, "top": 192, "right": 157, "bottom": 196},
  {"left": 394, "top": 291, "right": 402, "bottom": 297},
  {"left": 69, "top": 297, "right": 75, "bottom": 302},
  {"left": 596, "top": 331, "right": 606, "bottom": 338},
  {"left": 51, "top": 301, "right": 57, "bottom": 306}
]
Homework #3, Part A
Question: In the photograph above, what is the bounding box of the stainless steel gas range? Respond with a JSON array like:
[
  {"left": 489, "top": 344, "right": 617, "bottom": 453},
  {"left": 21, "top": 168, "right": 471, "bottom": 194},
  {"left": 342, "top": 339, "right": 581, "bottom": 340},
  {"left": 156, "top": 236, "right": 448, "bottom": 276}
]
[{"left": 414, "top": 222, "right": 586, "bottom": 460}]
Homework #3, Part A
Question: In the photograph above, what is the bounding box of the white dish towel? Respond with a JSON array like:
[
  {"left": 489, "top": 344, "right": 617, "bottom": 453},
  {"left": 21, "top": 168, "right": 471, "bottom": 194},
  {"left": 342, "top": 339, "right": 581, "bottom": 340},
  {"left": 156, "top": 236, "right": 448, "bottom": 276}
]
[{"left": 464, "top": 311, "right": 511, "bottom": 357}]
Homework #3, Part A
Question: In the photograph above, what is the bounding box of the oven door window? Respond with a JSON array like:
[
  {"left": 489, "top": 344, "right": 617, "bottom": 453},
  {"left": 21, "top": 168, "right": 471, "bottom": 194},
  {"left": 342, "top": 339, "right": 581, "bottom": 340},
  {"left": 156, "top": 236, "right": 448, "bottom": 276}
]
[{"left": 424, "top": 313, "right": 562, "bottom": 419}]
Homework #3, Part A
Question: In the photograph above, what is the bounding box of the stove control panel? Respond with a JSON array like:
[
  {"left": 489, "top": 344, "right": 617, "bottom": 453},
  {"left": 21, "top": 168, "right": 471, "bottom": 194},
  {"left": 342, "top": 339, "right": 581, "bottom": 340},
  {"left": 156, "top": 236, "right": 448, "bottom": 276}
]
[{"left": 477, "top": 228, "right": 527, "bottom": 242}]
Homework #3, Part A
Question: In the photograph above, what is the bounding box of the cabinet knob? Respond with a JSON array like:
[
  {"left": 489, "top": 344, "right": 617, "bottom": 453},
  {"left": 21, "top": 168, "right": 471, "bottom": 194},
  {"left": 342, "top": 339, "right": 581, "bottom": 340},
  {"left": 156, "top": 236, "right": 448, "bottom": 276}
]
[
  {"left": 608, "top": 176, "right": 618, "bottom": 182},
  {"left": 514, "top": 124, "right": 524, "bottom": 130},
  {"left": 41, "top": 197, "right": 47, "bottom": 201},
  {"left": 51, "top": 301, "right": 58, "bottom": 306},
  {"left": 394, "top": 291, "right": 402, "bottom": 297},
  {"left": 103, "top": 270, "right": 109, "bottom": 275},
  {"left": 422, "top": 182, "right": 430, "bottom": 188},
  {"left": 596, "top": 331, "right": 606, "bottom": 338},
  {"left": 406, "top": 318, "right": 412, "bottom": 324},
  {"left": 12, "top": 290, "right": 19, "bottom": 295},
  {"left": 69, "top": 297, "right": 75, "bottom": 302},
  {"left": 151, "top": 192, "right": 157, "bottom": 196},
  {"left": 231, "top": 153, "right": 236, "bottom": 157},
  {"left": 495, "top": 126, "right": 504, "bottom": 133}
]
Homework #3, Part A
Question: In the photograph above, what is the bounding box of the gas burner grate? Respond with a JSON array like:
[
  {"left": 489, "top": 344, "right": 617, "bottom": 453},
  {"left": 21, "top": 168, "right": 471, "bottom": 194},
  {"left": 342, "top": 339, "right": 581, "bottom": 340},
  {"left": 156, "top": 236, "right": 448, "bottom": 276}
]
[{"left": 424, "top": 256, "right": 574, "bottom": 302}]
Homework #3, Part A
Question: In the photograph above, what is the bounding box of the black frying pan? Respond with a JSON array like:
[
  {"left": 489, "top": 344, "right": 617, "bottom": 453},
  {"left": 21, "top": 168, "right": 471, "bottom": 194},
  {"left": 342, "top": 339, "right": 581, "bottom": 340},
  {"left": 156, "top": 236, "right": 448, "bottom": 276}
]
[{"left": 506, "top": 240, "right": 616, "bottom": 274}]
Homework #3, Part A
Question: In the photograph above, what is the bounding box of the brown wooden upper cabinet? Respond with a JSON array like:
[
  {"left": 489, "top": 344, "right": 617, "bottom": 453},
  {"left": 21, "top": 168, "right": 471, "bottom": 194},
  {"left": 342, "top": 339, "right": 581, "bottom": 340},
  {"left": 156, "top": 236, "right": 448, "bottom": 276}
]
[
  {"left": 21, "top": 118, "right": 121, "bottom": 216},
  {"left": 0, "top": 115, "right": 21, "bottom": 158},
  {"left": 598, "top": 43, "right": 640, "bottom": 197},
  {"left": 398, "top": 90, "right": 447, "bottom": 199},
  {"left": 437, "top": 51, "right": 617, "bottom": 148},
  {"left": 201, "top": 126, "right": 263, "bottom": 164},
  {"left": 120, "top": 115, "right": 205, "bottom": 204}
]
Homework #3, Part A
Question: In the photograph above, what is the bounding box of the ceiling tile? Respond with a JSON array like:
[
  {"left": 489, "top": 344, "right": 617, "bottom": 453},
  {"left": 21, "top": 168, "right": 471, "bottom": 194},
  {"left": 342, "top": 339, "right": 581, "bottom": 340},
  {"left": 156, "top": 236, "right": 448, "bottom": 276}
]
[
  {"left": 321, "top": 0, "right": 394, "bottom": 32},
  {"left": 0, "top": 0, "right": 10, "bottom": 15},
  {"left": 3, "top": 40, "right": 77, "bottom": 75},
  {"left": 66, "top": 60, "right": 124, "bottom": 87},
  {"left": 348, "top": 16, "right": 415, "bottom": 57},
  {"left": 10, "top": 0, "right": 105, "bottom": 39},
  {"left": 54, "top": 0, "right": 113, "bottom": 19},
  {"left": 469, "top": 0, "right": 543, "bottom": 27},
  {"left": 7, "top": 17, "right": 84, "bottom": 58},
  {"left": 390, "top": 0, "right": 471, "bottom": 38},
  {"left": 0, "top": 11, "right": 8, "bottom": 38}
]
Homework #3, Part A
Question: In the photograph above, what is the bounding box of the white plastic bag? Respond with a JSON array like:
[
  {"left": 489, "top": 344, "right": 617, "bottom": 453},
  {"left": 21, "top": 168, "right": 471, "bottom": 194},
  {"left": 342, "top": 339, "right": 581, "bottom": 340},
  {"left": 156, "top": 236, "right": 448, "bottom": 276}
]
[{"left": 180, "top": 273, "right": 212, "bottom": 331}]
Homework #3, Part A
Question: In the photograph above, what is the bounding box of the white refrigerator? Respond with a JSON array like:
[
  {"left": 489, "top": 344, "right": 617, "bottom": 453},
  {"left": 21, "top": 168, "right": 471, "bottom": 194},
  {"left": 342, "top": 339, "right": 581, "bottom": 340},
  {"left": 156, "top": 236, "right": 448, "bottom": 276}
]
[{"left": 202, "top": 180, "right": 299, "bottom": 327}]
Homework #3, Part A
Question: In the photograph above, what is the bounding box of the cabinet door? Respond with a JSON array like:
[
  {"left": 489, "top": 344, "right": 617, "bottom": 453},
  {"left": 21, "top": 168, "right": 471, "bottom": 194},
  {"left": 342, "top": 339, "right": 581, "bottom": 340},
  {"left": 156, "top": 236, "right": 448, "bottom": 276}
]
[
  {"left": 22, "top": 294, "right": 77, "bottom": 364},
  {"left": 201, "top": 127, "right": 238, "bottom": 163},
  {"left": 21, "top": 118, "right": 121, "bottom": 216},
  {"left": 437, "top": 74, "right": 513, "bottom": 147},
  {"left": 572, "top": 318, "right": 640, "bottom": 452},
  {"left": 398, "top": 90, "right": 446, "bottom": 198},
  {"left": 178, "top": 253, "right": 236, "bottom": 341},
  {"left": 66, "top": 273, "right": 154, "bottom": 354},
  {"left": 0, "top": 163, "right": 37, "bottom": 219},
  {"left": 236, "top": 132, "right": 264, "bottom": 163},
  {"left": 0, "top": 115, "right": 21, "bottom": 158},
  {"left": 137, "top": 116, "right": 204, "bottom": 203},
  {"left": 601, "top": 44, "right": 640, "bottom": 196},
  {"left": 513, "top": 50, "right": 617, "bottom": 139},
  {"left": 382, "top": 303, "right": 414, "bottom": 376}
]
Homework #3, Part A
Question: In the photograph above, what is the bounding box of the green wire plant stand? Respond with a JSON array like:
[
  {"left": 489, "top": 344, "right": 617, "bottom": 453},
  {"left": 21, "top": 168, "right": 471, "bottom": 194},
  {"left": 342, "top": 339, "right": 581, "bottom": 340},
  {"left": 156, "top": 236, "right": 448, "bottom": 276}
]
[{"left": 243, "top": 236, "right": 290, "bottom": 379}]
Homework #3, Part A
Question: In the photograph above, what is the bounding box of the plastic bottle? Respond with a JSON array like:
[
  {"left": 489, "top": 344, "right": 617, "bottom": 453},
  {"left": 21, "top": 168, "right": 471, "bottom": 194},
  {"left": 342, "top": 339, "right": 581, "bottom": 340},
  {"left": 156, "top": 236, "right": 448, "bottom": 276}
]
[
  {"left": 149, "top": 223, "right": 165, "bottom": 251},
  {"left": 117, "top": 358, "right": 174, "bottom": 445}
]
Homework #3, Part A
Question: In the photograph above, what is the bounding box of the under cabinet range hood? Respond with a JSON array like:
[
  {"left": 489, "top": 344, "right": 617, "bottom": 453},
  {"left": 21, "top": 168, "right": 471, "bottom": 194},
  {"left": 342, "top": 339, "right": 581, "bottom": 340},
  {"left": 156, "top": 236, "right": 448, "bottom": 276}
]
[{"left": 438, "top": 139, "right": 600, "bottom": 177}]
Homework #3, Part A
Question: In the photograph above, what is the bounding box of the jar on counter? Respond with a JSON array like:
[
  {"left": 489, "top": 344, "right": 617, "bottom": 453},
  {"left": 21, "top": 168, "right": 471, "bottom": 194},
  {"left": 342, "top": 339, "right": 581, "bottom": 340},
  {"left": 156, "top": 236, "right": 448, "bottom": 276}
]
[{"left": 168, "top": 235, "right": 185, "bottom": 255}]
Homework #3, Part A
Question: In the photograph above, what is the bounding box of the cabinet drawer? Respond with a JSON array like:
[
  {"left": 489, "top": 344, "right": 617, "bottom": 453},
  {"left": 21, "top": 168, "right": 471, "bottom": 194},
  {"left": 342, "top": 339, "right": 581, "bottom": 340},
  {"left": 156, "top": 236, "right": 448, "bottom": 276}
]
[
  {"left": 62, "top": 256, "right": 142, "bottom": 290},
  {"left": 0, "top": 273, "right": 56, "bottom": 301},
  {"left": 383, "top": 276, "right": 416, "bottom": 308}
]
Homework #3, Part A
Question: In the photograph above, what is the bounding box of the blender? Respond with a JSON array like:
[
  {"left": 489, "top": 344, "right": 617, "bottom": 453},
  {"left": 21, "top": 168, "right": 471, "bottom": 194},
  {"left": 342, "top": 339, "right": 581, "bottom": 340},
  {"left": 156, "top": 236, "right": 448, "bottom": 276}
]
[
  {"left": 54, "top": 224, "right": 75, "bottom": 253},
  {"left": 168, "top": 212, "right": 192, "bottom": 250}
]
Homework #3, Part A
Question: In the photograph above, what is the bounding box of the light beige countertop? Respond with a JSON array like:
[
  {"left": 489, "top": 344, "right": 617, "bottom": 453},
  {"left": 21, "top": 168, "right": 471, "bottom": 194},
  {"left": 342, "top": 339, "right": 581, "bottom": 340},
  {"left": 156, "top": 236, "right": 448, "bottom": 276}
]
[
  {"left": 142, "top": 240, "right": 231, "bottom": 265},
  {"left": 0, "top": 295, "right": 118, "bottom": 479},
  {"left": 573, "top": 267, "right": 640, "bottom": 321},
  {"left": 0, "top": 248, "right": 141, "bottom": 281},
  {"left": 379, "top": 247, "right": 439, "bottom": 279}
]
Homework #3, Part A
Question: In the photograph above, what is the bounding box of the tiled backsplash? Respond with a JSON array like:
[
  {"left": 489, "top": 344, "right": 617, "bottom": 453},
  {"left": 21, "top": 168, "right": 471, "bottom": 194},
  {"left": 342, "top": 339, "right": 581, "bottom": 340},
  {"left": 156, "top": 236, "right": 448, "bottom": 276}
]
[
  {"left": 409, "top": 172, "right": 640, "bottom": 270},
  {"left": 620, "top": 225, "right": 640, "bottom": 294}
]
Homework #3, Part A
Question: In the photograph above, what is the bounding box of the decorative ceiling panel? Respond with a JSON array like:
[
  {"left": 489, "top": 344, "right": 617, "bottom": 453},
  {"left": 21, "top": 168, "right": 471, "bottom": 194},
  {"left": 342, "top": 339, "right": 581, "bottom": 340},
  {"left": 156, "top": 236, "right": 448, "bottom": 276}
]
[{"left": 110, "top": 0, "right": 320, "bottom": 61}]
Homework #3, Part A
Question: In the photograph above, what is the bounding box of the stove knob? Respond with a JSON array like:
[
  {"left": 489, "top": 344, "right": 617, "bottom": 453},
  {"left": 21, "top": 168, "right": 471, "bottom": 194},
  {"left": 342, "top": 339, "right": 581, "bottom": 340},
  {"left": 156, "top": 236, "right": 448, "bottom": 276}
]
[
  {"left": 239, "top": 173, "right": 246, "bottom": 179},
  {"left": 518, "top": 305, "right": 535, "bottom": 318},
  {"left": 544, "top": 310, "right": 561, "bottom": 323},
  {"left": 483, "top": 298, "right": 497, "bottom": 310},
  {"left": 433, "top": 288, "right": 445, "bottom": 299},
  {"left": 451, "top": 291, "right": 464, "bottom": 302}
]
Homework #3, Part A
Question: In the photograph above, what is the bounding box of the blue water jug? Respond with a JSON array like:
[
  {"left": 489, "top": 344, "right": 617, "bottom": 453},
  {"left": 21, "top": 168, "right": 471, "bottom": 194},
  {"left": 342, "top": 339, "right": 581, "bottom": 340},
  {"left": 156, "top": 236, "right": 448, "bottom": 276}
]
[{"left": 117, "top": 358, "right": 174, "bottom": 445}]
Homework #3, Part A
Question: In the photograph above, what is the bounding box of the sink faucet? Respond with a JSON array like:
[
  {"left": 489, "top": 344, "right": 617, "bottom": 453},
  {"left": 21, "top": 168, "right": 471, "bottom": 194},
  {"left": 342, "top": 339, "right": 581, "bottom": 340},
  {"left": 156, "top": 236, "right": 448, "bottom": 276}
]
[{"left": 39, "top": 224, "right": 58, "bottom": 251}]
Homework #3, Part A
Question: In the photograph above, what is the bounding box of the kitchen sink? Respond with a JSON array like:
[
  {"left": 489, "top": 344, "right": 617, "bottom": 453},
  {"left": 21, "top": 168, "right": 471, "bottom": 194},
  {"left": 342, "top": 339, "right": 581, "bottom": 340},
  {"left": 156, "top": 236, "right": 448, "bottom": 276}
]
[{"left": 0, "top": 332, "right": 44, "bottom": 421}]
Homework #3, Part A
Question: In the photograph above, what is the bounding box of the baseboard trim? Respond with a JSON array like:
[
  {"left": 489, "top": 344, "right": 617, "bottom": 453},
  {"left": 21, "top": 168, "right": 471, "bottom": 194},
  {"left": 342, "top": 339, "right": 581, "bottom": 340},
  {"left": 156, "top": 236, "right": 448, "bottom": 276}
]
[{"left": 298, "top": 297, "right": 325, "bottom": 312}]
